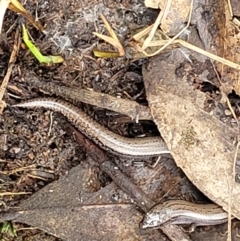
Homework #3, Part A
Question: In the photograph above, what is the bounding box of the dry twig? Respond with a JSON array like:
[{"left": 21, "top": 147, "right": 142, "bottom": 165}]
[{"left": 0, "top": 28, "right": 20, "bottom": 113}]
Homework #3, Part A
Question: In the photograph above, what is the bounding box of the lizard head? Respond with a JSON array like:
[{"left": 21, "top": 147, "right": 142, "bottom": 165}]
[{"left": 140, "top": 207, "right": 172, "bottom": 229}]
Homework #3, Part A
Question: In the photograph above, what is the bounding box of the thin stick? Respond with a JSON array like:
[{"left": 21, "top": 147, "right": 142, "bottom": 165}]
[{"left": 0, "top": 28, "right": 20, "bottom": 113}]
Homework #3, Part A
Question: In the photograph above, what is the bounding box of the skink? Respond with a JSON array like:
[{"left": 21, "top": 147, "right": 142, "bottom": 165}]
[
  {"left": 13, "top": 98, "right": 170, "bottom": 157},
  {"left": 140, "top": 200, "right": 228, "bottom": 229}
]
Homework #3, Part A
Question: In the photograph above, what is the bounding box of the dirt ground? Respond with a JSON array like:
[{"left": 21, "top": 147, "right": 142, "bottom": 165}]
[{"left": 1, "top": 0, "right": 240, "bottom": 240}]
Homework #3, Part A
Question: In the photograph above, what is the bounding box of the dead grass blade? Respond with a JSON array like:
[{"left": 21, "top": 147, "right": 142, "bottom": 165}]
[
  {"left": 8, "top": 0, "right": 44, "bottom": 31},
  {"left": 131, "top": 24, "right": 153, "bottom": 41},
  {"left": 93, "top": 32, "right": 124, "bottom": 56},
  {"left": 93, "top": 14, "right": 125, "bottom": 57},
  {"left": 93, "top": 49, "right": 120, "bottom": 58},
  {"left": 99, "top": 14, "right": 119, "bottom": 42},
  {"left": 0, "top": 192, "right": 31, "bottom": 196},
  {"left": 0, "top": 0, "right": 44, "bottom": 34},
  {"left": 142, "top": 0, "right": 193, "bottom": 57},
  {"left": 141, "top": 0, "right": 172, "bottom": 51},
  {"left": 148, "top": 39, "right": 240, "bottom": 70},
  {"left": 0, "top": 0, "right": 11, "bottom": 34}
]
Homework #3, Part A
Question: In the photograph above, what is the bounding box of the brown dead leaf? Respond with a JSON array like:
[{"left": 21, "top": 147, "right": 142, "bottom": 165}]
[
  {"left": 2, "top": 159, "right": 162, "bottom": 240},
  {"left": 143, "top": 49, "right": 240, "bottom": 220}
]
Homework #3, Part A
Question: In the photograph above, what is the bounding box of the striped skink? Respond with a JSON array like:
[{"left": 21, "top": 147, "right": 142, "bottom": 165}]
[
  {"left": 13, "top": 98, "right": 170, "bottom": 157},
  {"left": 140, "top": 200, "right": 228, "bottom": 229}
]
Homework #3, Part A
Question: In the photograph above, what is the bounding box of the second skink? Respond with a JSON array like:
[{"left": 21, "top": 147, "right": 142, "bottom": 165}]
[
  {"left": 13, "top": 98, "right": 170, "bottom": 157},
  {"left": 140, "top": 200, "right": 228, "bottom": 229}
]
